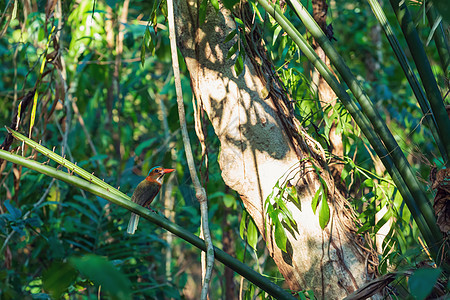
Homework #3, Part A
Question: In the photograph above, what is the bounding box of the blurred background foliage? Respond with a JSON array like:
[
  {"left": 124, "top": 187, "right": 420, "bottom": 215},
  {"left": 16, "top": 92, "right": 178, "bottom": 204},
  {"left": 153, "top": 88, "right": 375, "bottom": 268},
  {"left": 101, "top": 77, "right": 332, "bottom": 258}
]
[{"left": 0, "top": 0, "right": 448, "bottom": 299}]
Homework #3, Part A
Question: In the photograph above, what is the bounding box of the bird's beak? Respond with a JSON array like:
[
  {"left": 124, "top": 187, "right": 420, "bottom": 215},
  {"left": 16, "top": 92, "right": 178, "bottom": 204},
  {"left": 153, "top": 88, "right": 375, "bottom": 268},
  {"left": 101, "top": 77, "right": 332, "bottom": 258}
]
[{"left": 163, "top": 168, "right": 175, "bottom": 174}]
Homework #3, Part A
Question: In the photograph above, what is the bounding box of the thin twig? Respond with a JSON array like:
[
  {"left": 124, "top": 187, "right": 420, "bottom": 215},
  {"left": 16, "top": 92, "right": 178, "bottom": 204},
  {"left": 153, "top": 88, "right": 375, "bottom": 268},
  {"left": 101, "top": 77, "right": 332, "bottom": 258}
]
[{"left": 166, "top": 0, "right": 214, "bottom": 299}]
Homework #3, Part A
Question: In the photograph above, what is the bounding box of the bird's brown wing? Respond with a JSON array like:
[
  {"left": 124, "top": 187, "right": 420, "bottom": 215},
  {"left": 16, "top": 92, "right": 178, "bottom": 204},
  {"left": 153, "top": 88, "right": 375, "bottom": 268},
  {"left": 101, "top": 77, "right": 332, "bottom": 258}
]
[{"left": 131, "top": 181, "right": 161, "bottom": 207}]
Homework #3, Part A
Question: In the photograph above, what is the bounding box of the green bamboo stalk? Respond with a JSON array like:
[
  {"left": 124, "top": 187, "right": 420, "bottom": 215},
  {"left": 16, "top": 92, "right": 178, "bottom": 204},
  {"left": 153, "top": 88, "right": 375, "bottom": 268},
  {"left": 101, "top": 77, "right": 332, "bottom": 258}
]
[
  {"left": 426, "top": 2, "right": 450, "bottom": 74},
  {"left": 389, "top": 0, "right": 450, "bottom": 165},
  {"left": 256, "top": 0, "right": 442, "bottom": 257},
  {"left": 285, "top": 0, "right": 442, "bottom": 243},
  {"left": 367, "top": 0, "right": 447, "bottom": 163},
  {"left": 7, "top": 127, "right": 129, "bottom": 200},
  {"left": 0, "top": 149, "right": 295, "bottom": 300}
]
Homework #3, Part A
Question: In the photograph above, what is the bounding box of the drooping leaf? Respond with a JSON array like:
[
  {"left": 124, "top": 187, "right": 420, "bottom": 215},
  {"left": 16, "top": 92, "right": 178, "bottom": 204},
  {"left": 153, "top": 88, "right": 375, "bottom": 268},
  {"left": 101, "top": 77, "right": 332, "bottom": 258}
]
[
  {"left": 235, "top": 52, "right": 244, "bottom": 76},
  {"left": 274, "top": 217, "right": 287, "bottom": 252},
  {"left": 247, "top": 217, "right": 258, "bottom": 250},
  {"left": 318, "top": 197, "right": 330, "bottom": 229}
]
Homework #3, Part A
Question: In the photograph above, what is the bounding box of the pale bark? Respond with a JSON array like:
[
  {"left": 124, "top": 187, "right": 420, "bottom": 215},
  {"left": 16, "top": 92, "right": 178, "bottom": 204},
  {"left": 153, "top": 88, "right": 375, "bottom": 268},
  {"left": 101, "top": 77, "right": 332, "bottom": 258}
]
[{"left": 173, "top": 1, "right": 373, "bottom": 298}]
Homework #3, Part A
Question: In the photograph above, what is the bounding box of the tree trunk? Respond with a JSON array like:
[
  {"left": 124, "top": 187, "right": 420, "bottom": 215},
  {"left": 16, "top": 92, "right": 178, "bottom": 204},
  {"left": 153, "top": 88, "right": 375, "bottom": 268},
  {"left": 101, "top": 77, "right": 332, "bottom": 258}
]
[{"left": 174, "top": 1, "right": 374, "bottom": 298}]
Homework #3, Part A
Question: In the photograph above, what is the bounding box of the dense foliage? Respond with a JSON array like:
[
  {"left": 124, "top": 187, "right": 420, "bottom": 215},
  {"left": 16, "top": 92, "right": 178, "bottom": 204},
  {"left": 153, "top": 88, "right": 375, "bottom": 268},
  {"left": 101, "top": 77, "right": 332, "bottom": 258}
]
[{"left": 0, "top": 0, "right": 448, "bottom": 299}]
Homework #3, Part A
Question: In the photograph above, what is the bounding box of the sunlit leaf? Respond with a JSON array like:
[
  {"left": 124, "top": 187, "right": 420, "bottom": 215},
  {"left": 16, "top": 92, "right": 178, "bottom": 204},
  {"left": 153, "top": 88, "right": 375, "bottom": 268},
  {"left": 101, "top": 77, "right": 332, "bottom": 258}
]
[
  {"left": 311, "top": 185, "right": 322, "bottom": 214},
  {"left": 210, "top": 0, "right": 219, "bottom": 11},
  {"left": 318, "top": 197, "right": 330, "bottom": 229},
  {"left": 239, "top": 210, "right": 247, "bottom": 240},
  {"left": 247, "top": 217, "right": 258, "bottom": 250},
  {"left": 227, "top": 42, "right": 238, "bottom": 59},
  {"left": 272, "top": 25, "right": 282, "bottom": 46},
  {"left": 223, "top": 194, "right": 235, "bottom": 208}
]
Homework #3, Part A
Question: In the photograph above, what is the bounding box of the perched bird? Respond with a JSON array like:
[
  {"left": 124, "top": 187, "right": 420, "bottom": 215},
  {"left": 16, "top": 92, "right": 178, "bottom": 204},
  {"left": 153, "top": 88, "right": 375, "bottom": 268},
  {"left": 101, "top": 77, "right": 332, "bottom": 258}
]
[{"left": 127, "top": 166, "right": 175, "bottom": 235}]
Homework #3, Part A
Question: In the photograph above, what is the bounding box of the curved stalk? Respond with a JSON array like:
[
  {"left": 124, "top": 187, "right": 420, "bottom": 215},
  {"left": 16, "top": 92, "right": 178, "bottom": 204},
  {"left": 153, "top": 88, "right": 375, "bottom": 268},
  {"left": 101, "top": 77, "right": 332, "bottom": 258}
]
[
  {"left": 256, "top": 0, "right": 442, "bottom": 258},
  {"left": 0, "top": 149, "right": 296, "bottom": 300}
]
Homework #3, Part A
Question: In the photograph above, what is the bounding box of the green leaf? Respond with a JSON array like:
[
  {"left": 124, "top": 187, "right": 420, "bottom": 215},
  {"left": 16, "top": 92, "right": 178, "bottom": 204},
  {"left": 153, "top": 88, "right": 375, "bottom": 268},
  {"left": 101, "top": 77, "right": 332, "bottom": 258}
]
[
  {"left": 363, "top": 178, "right": 374, "bottom": 188},
  {"left": 234, "top": 17, "right": 244, "bottom": 27},
  {"left": 408, "top": 268, "right": 442, "bottom": 300},
  {"left": 286, "top": 185, "right": 298, "bottom": 205},
  {"left": 199, "top": 0, "right": 208, "bottom": 25},
  {"left": 223, "top": 194, "right": 235, "bottom": 208},
  {"left": 226, "top": 42, "right": 238, "bottom": 59},
  {"left": 210, "top": 0, "right": 219, "bottom": 11},
  {"left": 311, "top": 185, "right": 322, "bottom": 214},
  {"left": 224, "top": 30, "right": 237, "bottom": 43},
  {"left": 318, "top": 197, "right": 330, "bottom": 229},
  {"left": 43, "top": 261, "right": 78, "bottom": 299},
  {"left": 374, "top": 209, "right": 392, "bottom": 233},
  {"left": 222, "top": 0, "right": 239, "bottom": 10},
  {"left": 235, "top": 52, "right": 244, "bottom": 76},
  {"left": 272, "top": 25, "right": 282, "bottom": 46},
  {"left": 140, "top": 38, "right": 146, "bottom": 66},
  {"left": 239, "top": 210, "right": 247, "bottom": 240},
  {"left": 247, "top": 217, "right": 258, "bottom": 250},
  {"left": 135, "top": 138, "right": 158, "bottom": 156},
  {"left": 4, "top": 200, "right": 21, "bottom": 219},
  {"left": 277, "top": 199, "right": 294, "bottom": 226},
  {"left": 70, "top": 255, "right": 131, "bottom": 299},
  {"left": 11, "top": 0, "right": 17, "bottom": 22},
  {"left": 274, "top": 218, "right": 287, "bottom": 252}
]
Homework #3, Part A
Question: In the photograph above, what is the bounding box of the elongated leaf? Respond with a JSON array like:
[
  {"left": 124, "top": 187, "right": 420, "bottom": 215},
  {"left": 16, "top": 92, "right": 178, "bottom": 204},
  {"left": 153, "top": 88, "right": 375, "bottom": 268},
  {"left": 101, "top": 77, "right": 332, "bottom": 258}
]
[
  {"left": 134, "top": 138, "right": 158, "bottom": 156},
  {"left": 227, "top": 42, "right": 238, "bottom": 59},
  {"left": 199, "top": 0, "right": 208, "bottom": 25},
  {"left": 274, "top": 218, "right": 287, "bottom": 252},
  {"left": 272, "top": 25, "right": 282, "bottom": 46},
  {"left": 235, "top": 51, "right": 244, "bottom": 76},
  {"left": 247, "top": 217, "right": 258, "bottom": 250},
  {"left": 240, "top": 210, "right": 247, "bottom": 240},
  {"left": 318, "top": 198, "right": 330, "bottom": 229},
  {"left": 311, "top": 185, "right": 322, "bottom": 214},
  {"left": 224, "top": 30, "right": 237, "bottom": 43}
]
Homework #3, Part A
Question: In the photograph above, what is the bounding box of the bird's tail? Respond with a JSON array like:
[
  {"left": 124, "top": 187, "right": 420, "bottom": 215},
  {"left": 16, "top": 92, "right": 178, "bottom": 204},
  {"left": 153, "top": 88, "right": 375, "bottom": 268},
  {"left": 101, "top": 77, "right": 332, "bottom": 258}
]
[{"left": 127, "top": 213, "right": 140, "bottom": 235}]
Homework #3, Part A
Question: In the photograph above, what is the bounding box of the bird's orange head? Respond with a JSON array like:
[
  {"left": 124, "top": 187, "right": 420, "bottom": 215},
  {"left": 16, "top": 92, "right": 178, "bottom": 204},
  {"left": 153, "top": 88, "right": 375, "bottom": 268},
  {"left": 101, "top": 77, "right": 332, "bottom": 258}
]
[{"left": 146, "top": 166, "right": 175, "bottom": 184}]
